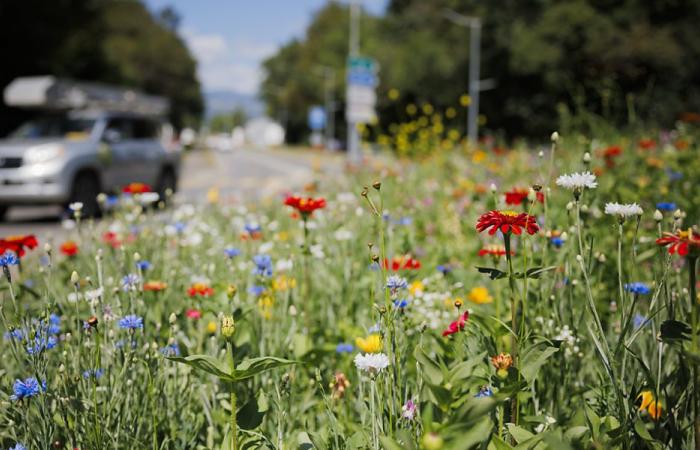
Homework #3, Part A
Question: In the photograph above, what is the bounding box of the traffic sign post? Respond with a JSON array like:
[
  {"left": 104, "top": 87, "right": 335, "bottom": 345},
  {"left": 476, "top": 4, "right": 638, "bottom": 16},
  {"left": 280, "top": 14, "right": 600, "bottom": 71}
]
[{"left": 346, "top": 55, "right": 378, "bottom": 163}]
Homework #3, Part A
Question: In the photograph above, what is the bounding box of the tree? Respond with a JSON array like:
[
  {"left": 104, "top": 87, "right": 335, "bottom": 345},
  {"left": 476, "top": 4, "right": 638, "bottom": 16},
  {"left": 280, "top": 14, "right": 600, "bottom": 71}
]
[
  {"left": 209, "top": 108, "right": 248, "bottom": 133},
  {"left": 0, "top": 0, "right": 203, "bottom": 136}
]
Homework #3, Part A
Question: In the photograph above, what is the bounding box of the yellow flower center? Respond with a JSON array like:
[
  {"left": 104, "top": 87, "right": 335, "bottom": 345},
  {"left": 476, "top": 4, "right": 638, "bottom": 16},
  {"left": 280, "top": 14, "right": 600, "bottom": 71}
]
[{"left": 500, "top": 210, "right": 519, "bottom": 217}]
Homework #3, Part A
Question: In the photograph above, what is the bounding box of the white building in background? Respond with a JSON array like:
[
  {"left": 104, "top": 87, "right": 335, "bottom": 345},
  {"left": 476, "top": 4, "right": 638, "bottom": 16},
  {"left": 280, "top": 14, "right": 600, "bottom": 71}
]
[{"left": 244, "top": 117, "right": 285, "bottom": 147}]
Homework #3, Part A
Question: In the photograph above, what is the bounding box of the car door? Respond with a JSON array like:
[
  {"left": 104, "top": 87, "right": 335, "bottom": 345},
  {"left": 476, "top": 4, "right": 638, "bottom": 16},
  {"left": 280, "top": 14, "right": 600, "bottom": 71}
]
[
  {"left": 130, "top": 118, "right": 163, "bottom": 185},
  {"left": 100, "top": 116, "right": 138, "bottom": 191}
]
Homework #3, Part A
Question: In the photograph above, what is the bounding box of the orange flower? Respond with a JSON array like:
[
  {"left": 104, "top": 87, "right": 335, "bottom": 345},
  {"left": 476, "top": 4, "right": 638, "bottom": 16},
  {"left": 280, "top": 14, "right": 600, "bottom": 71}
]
[
  {"left": 144, "top": 281, "right": 168, "bottom": 292},
  {"left": 384, "top": 255, "right": 421, "bottom": 271},
  {"left": 491, "top": 352, "right": 513, "bottom": 378},
  {"left": 0, "top": 235, "right": 38, "bottom": 257},
  {"left": 59, "top": 241, "right": 79, "bottom": 257},
  {"left": 187, "top": 282, "right": 214, "bottom": 297},
  {"left": 122, "top": 182, "right": 152, "bottom": 194},
  {"left": 478, "top": 244, "right": 512, "bottom": 257}
]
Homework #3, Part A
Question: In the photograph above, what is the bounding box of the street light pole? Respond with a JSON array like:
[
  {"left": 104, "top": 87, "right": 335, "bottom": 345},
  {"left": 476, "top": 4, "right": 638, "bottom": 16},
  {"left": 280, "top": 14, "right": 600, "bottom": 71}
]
[
  {"left": 323, "top": 67, "right": 335, "bottom": 150},
  {"left": 347, "top": 0, "right": 361, "bottom": 163},
  {"left": 444, "top": 9, "right": 482, "bottom": 146}
]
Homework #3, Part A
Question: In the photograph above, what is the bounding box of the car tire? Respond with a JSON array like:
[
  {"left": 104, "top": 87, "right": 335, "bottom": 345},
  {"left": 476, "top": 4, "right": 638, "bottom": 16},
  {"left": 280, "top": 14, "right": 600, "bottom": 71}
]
[
  {"left": 69, "top": 172, "right": 101, "bottom": 218},
  {"left": 156, "top": 168, "right": 177, "bottom": 203},
  {"left": 0, "top": 205, "right": 8, "bottom": 222}
]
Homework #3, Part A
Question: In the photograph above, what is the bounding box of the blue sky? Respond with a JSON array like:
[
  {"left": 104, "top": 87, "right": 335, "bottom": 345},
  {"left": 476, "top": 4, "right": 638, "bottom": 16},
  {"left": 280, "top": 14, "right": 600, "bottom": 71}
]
[{"left": 144, "top": 0, "right": 387, "bottom": 95}]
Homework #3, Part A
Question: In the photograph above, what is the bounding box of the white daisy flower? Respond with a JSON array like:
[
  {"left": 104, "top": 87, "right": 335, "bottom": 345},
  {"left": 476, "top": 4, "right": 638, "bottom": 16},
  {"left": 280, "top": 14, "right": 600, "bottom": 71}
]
[
  {"left": 555, "top": 171, "right": 598, "bottom": 190},
  {"left": 334, "top": 229, "right": 353, "bottom": 241},
  {"left": 354, "top": 353, "right": 390, "bottom": 374},
  {"left": 68, "top": 202, "right": 83, "bottom": 212},
  {"left": 604, "top": 202, "right": 643, "bottom": 218}
]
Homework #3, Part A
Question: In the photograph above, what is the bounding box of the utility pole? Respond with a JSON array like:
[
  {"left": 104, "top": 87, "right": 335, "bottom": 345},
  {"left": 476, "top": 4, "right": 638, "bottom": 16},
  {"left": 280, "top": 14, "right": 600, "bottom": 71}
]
[
  {"left": 324, "top": 67, "right": 335, "bottom": 150},
  {"left": 444, "top": 9, "right": 482, "bottom": 146},
  {"left": 347, "top": 0, "right": 361, "bottom": 163}
]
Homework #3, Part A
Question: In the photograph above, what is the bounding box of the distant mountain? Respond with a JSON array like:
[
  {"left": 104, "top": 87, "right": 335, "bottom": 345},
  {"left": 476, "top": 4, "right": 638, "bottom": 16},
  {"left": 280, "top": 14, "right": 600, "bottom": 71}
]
[{"left": 204, "top": 90, "right": 265, "bottom": 119}]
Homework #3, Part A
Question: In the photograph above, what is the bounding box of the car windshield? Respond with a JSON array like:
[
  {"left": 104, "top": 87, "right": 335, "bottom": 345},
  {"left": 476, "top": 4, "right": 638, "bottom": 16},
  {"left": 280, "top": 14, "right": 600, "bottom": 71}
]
[{"left": 10, "top": 115, "right": 96, "bottom": 140}]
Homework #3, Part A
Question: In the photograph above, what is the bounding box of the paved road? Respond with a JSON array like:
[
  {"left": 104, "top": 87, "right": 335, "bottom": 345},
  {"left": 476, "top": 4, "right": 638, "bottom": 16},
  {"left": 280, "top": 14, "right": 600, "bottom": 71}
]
[{"left": 0, "top": 147, "right": 342, "bottom": 239}]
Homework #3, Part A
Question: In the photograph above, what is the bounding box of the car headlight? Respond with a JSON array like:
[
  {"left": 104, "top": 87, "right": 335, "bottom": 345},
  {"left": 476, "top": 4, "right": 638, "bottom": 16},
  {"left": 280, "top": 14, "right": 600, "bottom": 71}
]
[{"left": 24, "top": 144, "right": 65, "bottom": 165}]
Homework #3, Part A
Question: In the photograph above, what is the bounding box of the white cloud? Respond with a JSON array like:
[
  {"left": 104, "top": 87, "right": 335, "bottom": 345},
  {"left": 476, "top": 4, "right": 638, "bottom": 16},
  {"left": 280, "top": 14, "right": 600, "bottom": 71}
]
[{"left": 180, "top": 28, "right": 276, "bottom": 95}]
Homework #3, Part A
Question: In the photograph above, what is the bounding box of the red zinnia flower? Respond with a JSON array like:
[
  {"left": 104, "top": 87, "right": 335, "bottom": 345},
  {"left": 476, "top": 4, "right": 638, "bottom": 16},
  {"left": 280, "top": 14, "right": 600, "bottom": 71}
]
[
  {"left": 0, "top": 235, "right": 38, "bottom": 257},
  {"left": 187, "top": 282, "right": 214, "bottom": 297},
  {"left": 638, "top": 139, "right": 656, "bottom": 151},
  {"left": 102, "top": 231, "right": 121, "bottom": 249},
  {"left": 122, "top": 182, "right": 152, "bottom": 194},
  {"left": 60, "top": 241, "right": 79, "bottom": 257},
  {"left": 476, "top": 210, "right": 539, "bottom": 236},
  {"left": 284, "top": 195, "right": 326, "bottom": 217},
  {"left": 504, "top": 188, "right": 543, "bottom": 205},
  {"left": 442, "top": 311, "right": 469, "bottom": 337},
  {"left": 383, "top": 255, "right": 421, "bottom": 271},
  {"left": 185, "top": 308, "right": 202, "bottom": 320},
  {"left": 478, "top": 244, "right": 513, "bottom": 257},
  {"left": 656, "top": 229, "right": 700, "bottom": 257}
]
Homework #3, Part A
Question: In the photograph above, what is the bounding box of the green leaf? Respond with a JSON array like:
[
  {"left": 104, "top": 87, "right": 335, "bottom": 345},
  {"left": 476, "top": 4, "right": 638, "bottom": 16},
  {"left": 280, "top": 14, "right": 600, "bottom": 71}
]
[
  {"left": 634, "top": 419, "right": 654, "bottom": 441},
  {"left": 167, "top": 354, "right": 232, "bottom": 380},
  {"left": 380, "top": 436, "right": 408, "bottom": 450},
  {"left": 345, "top": 431, "right": 369, "bottom": 449},
  {"left": 506, "top": 424, "right": 534, "bottom": 444},
  {"left": 490, "top": 435, "right": 514, "bottom": 450},
  {"left": 660, "top": 320, "right": 691, "bottom": 342},
  {"left": 231, "top": 356, "right": 296, "bottom": 381},
  {"left": 520, "top": 344, "right": 558, "bottom": 383},
  {"left": 476, "top": 266, "right": 507, "bottom": 280},
  {"left": 414, "top": 347, "right": 444, "bottom": 384},
  {"left": 564, "top": 426, "right": 589, "bottom": 443}
]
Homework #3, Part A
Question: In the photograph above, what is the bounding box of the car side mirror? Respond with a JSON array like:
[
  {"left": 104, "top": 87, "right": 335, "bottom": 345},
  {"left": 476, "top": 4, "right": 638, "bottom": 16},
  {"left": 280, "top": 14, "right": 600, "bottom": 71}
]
[{"left": 103, "top": 129, "right": 122, "bottom": 144}]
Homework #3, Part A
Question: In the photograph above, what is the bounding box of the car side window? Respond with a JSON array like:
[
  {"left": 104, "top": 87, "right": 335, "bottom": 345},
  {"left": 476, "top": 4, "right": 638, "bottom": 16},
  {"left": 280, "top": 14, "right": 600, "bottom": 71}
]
[
  {"left": 104, "top": 117, "right": 133, "bottom": 140},
  {"left": 133, "top": 119, "right": 159, "bottom": 139}
]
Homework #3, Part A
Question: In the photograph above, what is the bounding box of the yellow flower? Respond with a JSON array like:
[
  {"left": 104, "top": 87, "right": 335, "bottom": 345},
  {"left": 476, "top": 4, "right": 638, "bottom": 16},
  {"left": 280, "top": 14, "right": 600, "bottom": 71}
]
[
  {"left": 406, "top": 104, "right": 417, "bottom": 115},
  {"left": 422, "top": 103, "right": 434, "bottom": 115},
  {"left": 472, "top": 150, "right": 487, "bottom": 163},
  {"left": 272, "top": 274, "right": 296, "bottom": 291},
  {"left": 258, "top": 295, "right": 274, "bottom": 320},
  {"left": 206, "top": 321, "right": 217, "bottom": 334},
  {"left": 388, "top": 88, "right": 400, "bottom": 100},
  {"left": 445, "top": 107, "right": 457, "bottom": 119},
  {"left": 207, "top": 187, "right": 220, "bottom": 204},
  {"left": 275, "top": 231, "right": 289, "bottom": 242},
  {"left": 468, "top": 287, "right": 493, "bottom": 304},
  {"left": 355, "top": 334, "right": 382, "bottom": 353},
  {"left": 460, "top": 94, "right": 471, "bottom": 107},
  {"left": 638, "top": 390, "right": 662, "bottom": 420},
  {"left": 409, "top": 280, "right": 425, "bottom": 296}
]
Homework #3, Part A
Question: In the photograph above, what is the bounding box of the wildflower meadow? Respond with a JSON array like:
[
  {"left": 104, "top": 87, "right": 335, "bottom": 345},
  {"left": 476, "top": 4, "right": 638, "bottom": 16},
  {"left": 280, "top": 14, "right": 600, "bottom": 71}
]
[{"left": 2, "top": 129, "right": 700, "bottom": 449}]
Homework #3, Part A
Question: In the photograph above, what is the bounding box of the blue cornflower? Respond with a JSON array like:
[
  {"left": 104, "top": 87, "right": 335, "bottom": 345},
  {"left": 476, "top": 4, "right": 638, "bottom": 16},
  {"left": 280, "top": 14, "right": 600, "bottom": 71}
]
[
  {"left": 160, "top": 343, "right": 180, "bottom": 356},
  {"left": 656, "top": 202, "right": 676, "bottom": 212},
  {"left": 633, "top": 314, "right": 649, "bottom": 330},
  {"left": 625, "top": 282, "right": 651, "bottom": 295},
  {"left": 174, "top": 221, "right": 187, "bottom": 233},
  {"left": 436, "top": 264, "right": 452, "bottom": 275},
  {"left": 104, "top": 195, "right": 120, "bottom": 209},
  {"left": 0, "top": 251, "right": 19, "bottom": 267},
  {"left": 48, "top": 314, "right": 61, "bottom": 335},
  {"left": 244, "top": 223, "right": 261, "bottom": 234},
  {"left": 82, "top": 368, "right": 104, "bottom": 380},
  {"left": 10, "top": 377, "right": 46, "bottom": 401},
  {"left": 26, "top": 334, "right": 58, "bottom": 354},
  {"left": 4, "top": 328, "right": 25, "bottom": 341},
  {"left": 387, "top": 275, "right": 408, "bottom": 293},
  {"left": 9, "top": 444, "right": 27, "bottom": 450},
  {"left": 369, "top": 262, "right": 380, "bottom": 271},
  {"left": 475, "top": 386, "right": 493, "bottom": 398},
  {"left": 335, "top": 343, "right": 354, "bottom": 353},
  {"left": 252, "top": 254, "right": 273, "bottom": 277},
  {"left": 248, "top": 285, "right": 265, "bottom": 296},
  {"left": 224, "top": 247, "right": 241, "bottom": 259},
  {"left": 393, "top": 299, "right": 409, "bottom": 308},
  {"left": 551, "top": 237, "right": 564, "bottom": 248},
  {"left": 394, "top": 216, "right": 413, "bottom": 226},
  {"left": 118, "top": 315, "right": 143, "bottom": 330},
  {"left": 136, "top": 260, "right": 152, "bottom": 271},
  {"left": 121, "top": 273, "right": 141, "bottom": 291}
]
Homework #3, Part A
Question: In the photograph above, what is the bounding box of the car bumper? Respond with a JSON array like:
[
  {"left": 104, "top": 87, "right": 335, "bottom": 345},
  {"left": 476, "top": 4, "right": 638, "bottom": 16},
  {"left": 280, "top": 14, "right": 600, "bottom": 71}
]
[{"left": 0, "top": 166, "right": 70, "bottom": 205}]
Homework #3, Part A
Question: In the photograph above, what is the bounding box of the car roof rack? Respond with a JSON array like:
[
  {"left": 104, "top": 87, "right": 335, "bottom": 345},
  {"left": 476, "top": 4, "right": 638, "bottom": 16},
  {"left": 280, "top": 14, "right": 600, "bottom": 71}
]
[{"left": 3, "top": 76, "right": 169, "bottom": 117}]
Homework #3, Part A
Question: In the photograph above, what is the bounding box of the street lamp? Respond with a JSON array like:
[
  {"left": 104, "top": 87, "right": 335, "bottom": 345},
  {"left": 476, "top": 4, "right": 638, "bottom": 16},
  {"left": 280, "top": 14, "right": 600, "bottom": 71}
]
[{"left": 444, "top": 9, "right": 481, "bottom": 146}]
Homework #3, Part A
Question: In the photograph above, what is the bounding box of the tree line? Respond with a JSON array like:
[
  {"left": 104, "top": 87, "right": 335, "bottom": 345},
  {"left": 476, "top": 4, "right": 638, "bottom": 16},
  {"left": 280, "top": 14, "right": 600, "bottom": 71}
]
[
  {"left": 0, "top": 0, "right": 203, "bottom": 136},
  {"left": 261, "top": 0, "right": 700, "bottom": 144}
]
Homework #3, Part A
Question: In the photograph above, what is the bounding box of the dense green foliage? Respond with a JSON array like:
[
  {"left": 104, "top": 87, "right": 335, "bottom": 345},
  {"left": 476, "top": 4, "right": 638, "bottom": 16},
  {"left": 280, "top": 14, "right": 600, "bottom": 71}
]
[
  {"left": 209, "top": 108, "right": 248, "bottom": 134},
  {"left": 0, "top": 0, "right": 203, "bottom": 134},
  {"left": 2, "top": 127, "right": 700, "bottom": 449},
  {"left": 261, "top": 0, "right": 700, "bottom": 143}
]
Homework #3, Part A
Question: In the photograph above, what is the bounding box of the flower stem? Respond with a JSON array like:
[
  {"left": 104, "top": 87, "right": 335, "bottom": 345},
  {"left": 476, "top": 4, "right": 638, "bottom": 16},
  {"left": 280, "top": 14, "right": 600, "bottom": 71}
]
[
  {"left": 503, "top": 233, "right": 519, "bottom": 426},
  {"left": 688, "top": 257, "right": 699, "bottom": 450},
  {"left": 227, "top": 341, "right": 238, "bottom": 450}
]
